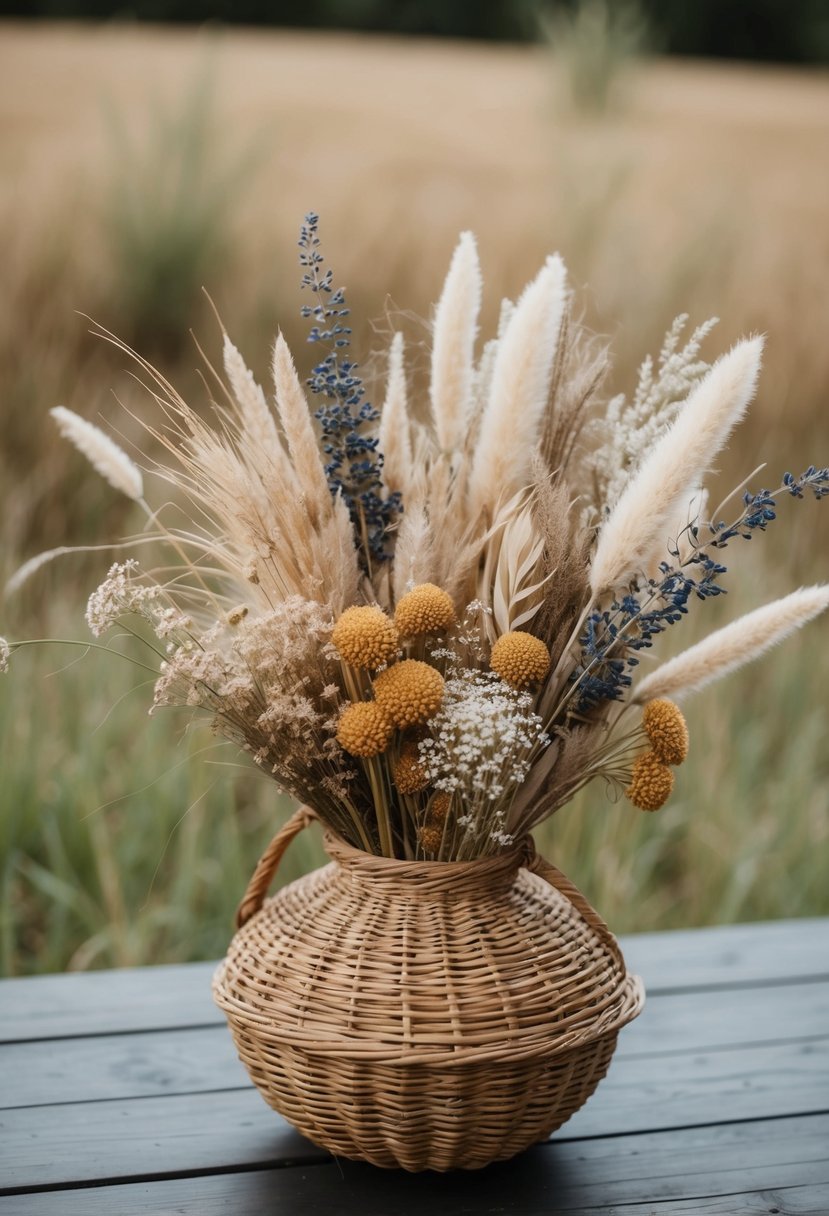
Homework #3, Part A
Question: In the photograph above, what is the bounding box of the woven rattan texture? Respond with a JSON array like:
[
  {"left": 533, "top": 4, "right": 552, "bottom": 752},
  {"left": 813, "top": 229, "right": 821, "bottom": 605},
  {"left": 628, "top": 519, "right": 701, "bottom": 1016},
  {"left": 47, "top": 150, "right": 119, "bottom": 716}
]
[{"left": 213, "top": 825, "right": 643, "bottom": 1171}]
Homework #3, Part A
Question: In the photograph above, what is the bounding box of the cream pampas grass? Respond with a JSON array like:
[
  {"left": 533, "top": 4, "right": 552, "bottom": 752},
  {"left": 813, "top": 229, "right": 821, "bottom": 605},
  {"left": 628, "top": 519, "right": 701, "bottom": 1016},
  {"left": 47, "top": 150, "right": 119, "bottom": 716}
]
[
  {"left": 589, "top": 338, "right": 763, "bottom": 595},
  {"left": 468, "top": 255, "right": 567, "bottom": 519},
  {"left": 633, "top": 586, "right": 829, "bottom": 703},
  {"left": 51, "top": 406, "right": 144, "bottom": 502},
  {"left": 379, "top": 332, "right": 413, "bottom": 499},
  {"left": 429, "top": 231, "right": 482, "bottom": 454},
  {"left": 222, "top": 335, "right": 283, "bottom": 458},
  {"left": 271, "top": 333, "right": 332, "bottom": 530}
]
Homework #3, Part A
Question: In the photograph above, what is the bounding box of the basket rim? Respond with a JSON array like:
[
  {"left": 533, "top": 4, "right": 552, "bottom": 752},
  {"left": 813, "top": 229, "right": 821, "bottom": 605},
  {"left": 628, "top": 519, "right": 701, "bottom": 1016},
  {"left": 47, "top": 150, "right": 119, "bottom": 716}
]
[{"left": 211, "top": 967, "right": 644, "bottom": 1067}]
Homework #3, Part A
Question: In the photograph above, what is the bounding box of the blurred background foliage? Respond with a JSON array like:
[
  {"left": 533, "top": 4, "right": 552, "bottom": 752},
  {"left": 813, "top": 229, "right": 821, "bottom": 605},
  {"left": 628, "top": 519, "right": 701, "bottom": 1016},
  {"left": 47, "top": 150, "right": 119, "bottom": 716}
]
[
  {"left": 4, "top": 0, "right": 829, "bottom": 64},
  {"left": 0, "top": 6, "right": 828, "bottom": 974}
]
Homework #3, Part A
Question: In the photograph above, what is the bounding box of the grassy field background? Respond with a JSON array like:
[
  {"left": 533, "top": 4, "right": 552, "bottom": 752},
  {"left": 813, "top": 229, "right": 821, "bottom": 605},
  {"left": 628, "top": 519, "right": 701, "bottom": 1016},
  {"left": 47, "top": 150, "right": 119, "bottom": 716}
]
[{"left": 1, "top": 23, "right": 828, "bottom": 975}]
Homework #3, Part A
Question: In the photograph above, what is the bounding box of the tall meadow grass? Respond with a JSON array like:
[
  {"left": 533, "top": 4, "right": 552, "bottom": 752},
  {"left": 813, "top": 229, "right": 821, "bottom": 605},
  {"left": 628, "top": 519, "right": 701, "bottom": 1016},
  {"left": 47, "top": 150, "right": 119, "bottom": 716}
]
[{"left": 1, "top": 25, "right": 827, "bottom": 972}]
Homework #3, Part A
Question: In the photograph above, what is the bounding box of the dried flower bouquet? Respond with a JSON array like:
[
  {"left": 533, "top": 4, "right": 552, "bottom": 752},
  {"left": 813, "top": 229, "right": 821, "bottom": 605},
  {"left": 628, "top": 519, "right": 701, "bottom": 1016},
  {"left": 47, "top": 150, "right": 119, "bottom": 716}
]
[{"left": 4, "top": 214, "right": 828, "bottom": 865}]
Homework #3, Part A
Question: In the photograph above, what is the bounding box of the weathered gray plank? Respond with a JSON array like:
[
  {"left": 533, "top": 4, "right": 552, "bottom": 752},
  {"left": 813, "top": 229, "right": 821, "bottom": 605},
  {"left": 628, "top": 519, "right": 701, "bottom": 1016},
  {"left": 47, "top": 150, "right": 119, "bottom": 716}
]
[
  {"left": 0, "top": 1117, "right": 826, "bottom": 1213},
  {"left": 2, "top": 980, "right": 827, "bottom": 1110},
  {"left": 3, "top": 1017, "right": 828, "bottom": 1149},
  {"left": 0, "top": 962, "right": 219, "bottom": 1042},
  {"left": 0, "top": 1088, "right": 325, "bottom": 1193},
  {"left": 621, "top": 918, "right": 829, "bottom": 992},
  {"left": 3, "top": 1026, "right": 829, "bottom": 1194},
  {"left": 1, "top": 920, "right": 826, "bottom": 1043},
  {"left": 619, "top": 978, "right": 829, "bottom": 1056}
]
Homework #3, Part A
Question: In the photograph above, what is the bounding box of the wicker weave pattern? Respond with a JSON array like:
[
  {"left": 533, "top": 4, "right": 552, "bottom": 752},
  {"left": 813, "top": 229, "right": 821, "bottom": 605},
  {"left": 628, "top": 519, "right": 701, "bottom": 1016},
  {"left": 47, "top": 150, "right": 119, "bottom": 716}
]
[{"left": 213, "top": 812, "right": 644, "bottom": 1171}]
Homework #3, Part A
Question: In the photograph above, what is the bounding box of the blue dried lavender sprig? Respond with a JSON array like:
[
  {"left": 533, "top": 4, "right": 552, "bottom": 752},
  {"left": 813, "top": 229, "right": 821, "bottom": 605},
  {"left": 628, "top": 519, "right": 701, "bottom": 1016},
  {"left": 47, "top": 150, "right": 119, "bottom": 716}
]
[
  {"left": 710, "top": 466, "right": 829, "bottom": 546},
  {"left": 569, "top": 558, "right": 724, "bottom": 713},
  {"left": 569, "top": 464, "right": 827, "bottom": 714},
  {"left": 298, "top": 213, "right": 400, "bottom": 565}
]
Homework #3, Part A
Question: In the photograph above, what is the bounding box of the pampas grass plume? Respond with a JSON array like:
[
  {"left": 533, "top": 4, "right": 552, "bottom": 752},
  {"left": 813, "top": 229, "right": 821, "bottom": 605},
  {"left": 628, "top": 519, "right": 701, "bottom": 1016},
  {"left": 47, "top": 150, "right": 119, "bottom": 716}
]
[
  {"left": 222, "top": 334, "right": 282, "bottom": 453},
  {"left": 271, "top": 332, "right": 331, "bottom": 527},
  {"left": 51, "top": 406, "right": 143, "bottom": 501},
  {"left": 633, "top": 585, "right": 829, "bottom": 703},
  {"left": 379, "top": 331, "right": 413, "bottom": 497},
  {"left": 429, "top": 231, "right": 482, "bottom": 452},
  {"left": 468, "top": 254, "right": 567, "bottom": 516},
  {"left": 589, "top": 337, "right": 763, "bottom": 595}
]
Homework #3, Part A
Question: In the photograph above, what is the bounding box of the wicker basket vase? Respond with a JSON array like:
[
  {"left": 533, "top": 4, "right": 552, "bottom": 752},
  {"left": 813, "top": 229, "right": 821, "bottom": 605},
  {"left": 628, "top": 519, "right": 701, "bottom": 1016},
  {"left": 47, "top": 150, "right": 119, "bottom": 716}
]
[{"left": 213, "top": 808, "right": 645, "bottom": 1172}]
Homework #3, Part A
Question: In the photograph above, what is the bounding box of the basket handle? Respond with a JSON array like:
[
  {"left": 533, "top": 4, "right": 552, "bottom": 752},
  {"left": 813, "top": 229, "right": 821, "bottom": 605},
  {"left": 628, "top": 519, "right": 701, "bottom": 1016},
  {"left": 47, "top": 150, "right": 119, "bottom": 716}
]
[
  {"left": 235, "top": 805, "right": 316, "bottom": 929},
  {"left": 523, "top": 844, "right": 624, "bottom": 970}
]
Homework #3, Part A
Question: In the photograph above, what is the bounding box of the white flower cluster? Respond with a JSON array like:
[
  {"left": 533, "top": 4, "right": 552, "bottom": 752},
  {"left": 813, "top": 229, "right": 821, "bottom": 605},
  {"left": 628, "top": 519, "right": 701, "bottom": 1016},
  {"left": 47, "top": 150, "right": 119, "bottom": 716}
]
[
  {"left": 419, "top": 669, "right": 548, "bottom": 804},
  {"left": 85, "top": 561, "right": 191, "bottom": 640},
  {"left": 0, "top": 637, "right": 10, "bottom": 673},
  {"left": 588, "top": 315, "right": 718, "bottom": 509}
]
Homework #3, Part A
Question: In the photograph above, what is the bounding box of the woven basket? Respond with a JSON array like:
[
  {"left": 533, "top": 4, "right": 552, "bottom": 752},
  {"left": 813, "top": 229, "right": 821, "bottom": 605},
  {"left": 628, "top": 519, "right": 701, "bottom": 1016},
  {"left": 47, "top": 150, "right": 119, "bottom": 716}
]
[{"left": 213, "top": 807, "right": 644, "bottom": 1172}]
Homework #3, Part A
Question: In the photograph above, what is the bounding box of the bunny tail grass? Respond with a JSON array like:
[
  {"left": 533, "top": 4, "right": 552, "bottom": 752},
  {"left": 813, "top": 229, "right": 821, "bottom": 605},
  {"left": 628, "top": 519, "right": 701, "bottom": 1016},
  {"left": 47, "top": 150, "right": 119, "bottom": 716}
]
[
  {"left": 589, "top": 337, "right": 764, "bottom": 596},
  {"left": 51, "top": 406, "right": 144, "bottom": 501},
  {"left": 633, "top": 584, "right": 829, "bottom": 703}
]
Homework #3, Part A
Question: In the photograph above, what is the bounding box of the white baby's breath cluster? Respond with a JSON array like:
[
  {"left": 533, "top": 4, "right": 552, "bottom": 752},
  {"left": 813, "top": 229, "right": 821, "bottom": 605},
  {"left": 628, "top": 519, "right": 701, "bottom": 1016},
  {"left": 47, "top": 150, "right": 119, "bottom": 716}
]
[
  {"left": 588, "top": 315, "right": 718, "bottom": 509},
  {"left": 0, "top": 637, "right": 10, "bottom": 674},
  {"left": 419, "top": 670, "right": 548, "bottom": 804}
]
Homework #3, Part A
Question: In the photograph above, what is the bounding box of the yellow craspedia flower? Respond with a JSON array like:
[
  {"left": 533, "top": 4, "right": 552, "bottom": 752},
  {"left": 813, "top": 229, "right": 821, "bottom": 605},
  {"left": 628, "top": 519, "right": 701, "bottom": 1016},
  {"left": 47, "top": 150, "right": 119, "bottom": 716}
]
[
  {"left": 427, "top": 791, "right": 452, "bottom": 823},
  {"left": 490, "top": 631, "right": 551, "bottom": 688},
  {"left": 417, "top": 822, "right": 444, "bottom": 854},
  {"left": 626, "top": 751, "right": 674, "bottom": 812},
  {"left": 373, "top": 660, "right": 444, "bottom": 728},
  {"left": 331, "top": 605, "right": 399, "bottom": 670},
  {"left": 394, "top": 583, "right": 456, "bottom": 637},
  {"left": 393, "top": 740, "right": 430, "bottom": 795},
  {"left": 642, "top": 698, "right": 689, "bottom": 765},
  {"left": 336, "top": 701, "right": 393, "bottom": 758}
]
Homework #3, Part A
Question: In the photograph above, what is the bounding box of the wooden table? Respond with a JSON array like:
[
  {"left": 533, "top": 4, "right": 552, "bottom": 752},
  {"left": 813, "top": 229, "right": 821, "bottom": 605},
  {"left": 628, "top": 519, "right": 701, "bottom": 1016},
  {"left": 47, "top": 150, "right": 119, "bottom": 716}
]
[{"left": 1, "top": 919, "right": 827, "bottom": 1215}]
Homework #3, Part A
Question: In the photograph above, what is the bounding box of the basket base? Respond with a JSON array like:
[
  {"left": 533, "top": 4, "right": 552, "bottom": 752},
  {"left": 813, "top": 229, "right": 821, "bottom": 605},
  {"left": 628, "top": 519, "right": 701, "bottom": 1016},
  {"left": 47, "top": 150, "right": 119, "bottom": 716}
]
[{"left": 229, "top": 1027, "right": 620, "bottom": 1172}]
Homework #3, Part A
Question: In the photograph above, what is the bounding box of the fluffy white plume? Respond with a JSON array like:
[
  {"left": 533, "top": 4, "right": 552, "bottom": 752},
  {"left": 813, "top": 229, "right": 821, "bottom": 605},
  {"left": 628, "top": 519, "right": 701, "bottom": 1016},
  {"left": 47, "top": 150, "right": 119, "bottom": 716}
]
[
  {"left": 633, "top": 585, "right": 829, "bottom": 703},
  {"left": 379, "top": 332, "right": 413, "bottom": 498},
  {"left": 468, "top": 255, "right": 567, "bottom": 517},
  {"left": 271, "top": 333, "right": 332, "bottom": 528},
  {"left": 589, "top": 337, "right": 764, "bottom": 595},
  {"left": 51, "top": 406, "right": 143, "bottom": 501},
  {"left": 429, "top": 231, "right": 482, "bottom": 452}
]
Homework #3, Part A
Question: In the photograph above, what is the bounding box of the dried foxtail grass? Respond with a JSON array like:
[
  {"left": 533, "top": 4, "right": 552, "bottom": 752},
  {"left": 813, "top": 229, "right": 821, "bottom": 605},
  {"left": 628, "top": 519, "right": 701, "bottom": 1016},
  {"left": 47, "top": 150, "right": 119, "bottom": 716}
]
[
  {"left": 633, "top": 586, "right": 829, "bottom": 703},
  {"left": 51, "top": 406, "right": 144, "bottom": 502}
]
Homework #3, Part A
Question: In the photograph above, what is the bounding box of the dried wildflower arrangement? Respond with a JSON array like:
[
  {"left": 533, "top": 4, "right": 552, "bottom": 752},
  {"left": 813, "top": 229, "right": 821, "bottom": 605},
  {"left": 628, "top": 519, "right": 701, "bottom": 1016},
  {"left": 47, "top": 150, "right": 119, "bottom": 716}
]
[{"left": 4, "top": 213, "right": 829, "bottom": 864}]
